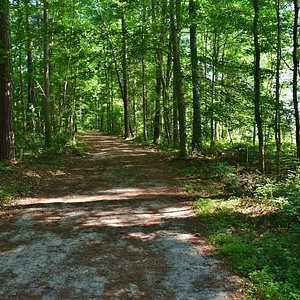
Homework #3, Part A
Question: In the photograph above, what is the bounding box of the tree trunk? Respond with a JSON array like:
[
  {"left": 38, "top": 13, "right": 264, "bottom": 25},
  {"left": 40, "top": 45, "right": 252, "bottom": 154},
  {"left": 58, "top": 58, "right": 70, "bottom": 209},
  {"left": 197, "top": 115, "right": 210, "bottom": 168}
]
[
  {"left": 170, "top": 0, "right": 188, "bottom": 158},
  {"left": 0, "top": 0, "right": 15, "bottom": 160},
  {"left": 141, "top": 1, "right": 148, "bottom": 141},
  {"left": 172, "top": 85, "right": 179, "bottom": 144},
  {"left": 152, "top": 57, "right": 162, "bottom": 145},
  {"left": 132, "top": 78, "right": 137, "bottom": 134},
  {"left": 162, "top": 43, "right": 172, "bottom": 145},
  {"left": 105, "top": 65, "right": 111, "bottom": 133},
  {"left": 189, "top": 0, "right": 202, "bottom": 150},
  {"left": 210, "top": 31, "right": 218, "bottom": 148},
  {"left": 43, "top": 0, "right": 51, "bottom": 148},
  {"left": 203, "top": 29, "right": 209, "bottom": 142},
  {"left": 27, "top": 41, "right": 34, "bottom": 102},
  {"left": 253, "top": 0, "right": 265, "bottom": 173},
  {"left": 293, "top": 0, "right": 300, "bottom": 158},
  {"left": 153, "top": 61, "right": 161, "bottom": 141},
  {"left": 142, "top": 52, "right": 147, "bottom": 141},
  {"left": 18, "top": 51, "right": 26, "bottom": 132},
  {"left": 121, "top": 11, "right": 131, "bottom": 139},
  {"left": 152, "top": 0, "right": 165, "bottom": 145},
  {"left": 275, "top": 0, "right": 282, "bottom": 177},
  {"left": 24, "top": 0, "right": 35, "bottom": 108}
]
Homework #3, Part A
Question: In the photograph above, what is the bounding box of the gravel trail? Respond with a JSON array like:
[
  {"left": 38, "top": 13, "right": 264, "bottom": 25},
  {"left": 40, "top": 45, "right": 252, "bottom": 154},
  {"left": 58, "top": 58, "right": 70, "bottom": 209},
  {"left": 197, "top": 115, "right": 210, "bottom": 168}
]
[{"left": 0, "top": 133, "right": 244, "bottom": 299}]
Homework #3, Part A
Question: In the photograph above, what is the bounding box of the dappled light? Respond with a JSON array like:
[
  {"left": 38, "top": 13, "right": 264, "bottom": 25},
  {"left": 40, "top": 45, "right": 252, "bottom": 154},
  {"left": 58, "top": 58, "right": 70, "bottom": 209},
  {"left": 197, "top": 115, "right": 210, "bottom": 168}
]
[
  {"left": 1, "top": 0, "right": 299, "bottom": 297},
  {"left": 0, "top": 134, "right": 243, "bottom": 299}
]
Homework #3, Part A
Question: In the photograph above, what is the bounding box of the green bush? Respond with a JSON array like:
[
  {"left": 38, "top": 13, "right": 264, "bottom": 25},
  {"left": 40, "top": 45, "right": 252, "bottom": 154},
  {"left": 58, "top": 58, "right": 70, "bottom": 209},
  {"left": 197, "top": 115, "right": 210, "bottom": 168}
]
[
  {"left": 212, "top": 232, "right": 257, "bottom": 274},
  {"left": 249, "top": 269, "right": 300, "bottom": 300},
  {"left": 196, "top": 198, "right": 300, "bottom": 300}
]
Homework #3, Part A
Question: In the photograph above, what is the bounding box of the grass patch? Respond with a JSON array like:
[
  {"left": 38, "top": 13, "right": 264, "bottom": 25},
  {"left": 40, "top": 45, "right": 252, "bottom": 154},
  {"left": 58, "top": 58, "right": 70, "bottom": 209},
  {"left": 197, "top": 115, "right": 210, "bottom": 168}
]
[
  {"left": 196, "top": 197, "right": 300, "bottom": 299},
  {"left": 171, "top": 155, "right": 300, "bottom": 300}
]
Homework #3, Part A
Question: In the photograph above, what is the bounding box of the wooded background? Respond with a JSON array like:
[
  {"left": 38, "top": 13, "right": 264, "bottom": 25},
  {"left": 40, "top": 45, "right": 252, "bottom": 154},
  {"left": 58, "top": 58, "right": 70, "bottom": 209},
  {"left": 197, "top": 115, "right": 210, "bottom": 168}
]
[{"left": 0, "top": 0, "right": 299, "bottom": 175}]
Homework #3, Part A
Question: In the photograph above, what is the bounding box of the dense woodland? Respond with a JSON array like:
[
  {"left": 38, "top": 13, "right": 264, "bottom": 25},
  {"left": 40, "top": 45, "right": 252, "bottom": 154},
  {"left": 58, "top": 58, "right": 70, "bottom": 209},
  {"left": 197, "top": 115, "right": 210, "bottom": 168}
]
[
  {"left": 0, "top": 0, "right": 298, "bottom": 171},
  {"left": 1, "top": 0, "right": 300, "bottom": 298}
]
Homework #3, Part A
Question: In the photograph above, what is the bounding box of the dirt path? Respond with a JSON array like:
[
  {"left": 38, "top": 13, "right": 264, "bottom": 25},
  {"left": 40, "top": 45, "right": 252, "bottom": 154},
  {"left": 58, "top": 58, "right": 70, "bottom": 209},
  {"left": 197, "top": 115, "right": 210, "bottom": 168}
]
[{"left": 0, "top": 133, "right": 244, "bottom": 299}]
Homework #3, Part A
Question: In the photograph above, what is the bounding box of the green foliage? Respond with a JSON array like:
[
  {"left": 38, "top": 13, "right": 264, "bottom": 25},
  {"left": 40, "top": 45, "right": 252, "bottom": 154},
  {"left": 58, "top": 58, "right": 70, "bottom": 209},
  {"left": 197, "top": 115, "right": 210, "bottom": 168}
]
[
  {"left": 0, "top": 186, "right": 18, "bottom": 204},
  {"left": 21, "top": 133, "right": 89, "bottom": 163},
  {"left": 0, "top": 164, "right": 35, "bottom": 204},
  {"left": 7, "top": 0, "right": 300, "bottom": 165},
  {"left": 276, "top": 172, "right": 300, "bottom": 220},
  {"left": 0, "top": 134, "right": 88, "bottom": 206},
  {"left": 196, "top": 196, "right": 300, "bottom": 300},
  {"left": 212, "top": 232, "right": 257, "bottom": 274},
  {"left": 251, "top": 170, "right": 300, "bottom": 221},
  {"left": 249, "top": 269, "right": 300, "bottom": 300},
  {"left": 39, "top": 134, "right": 88, "bottom": 159},
  {"left": 0, "top": 164, "right": 17, "bottom": 203},
  {"left": 173, "top": 149, "right": 300, "bottom": 299},
  {"left": 133, "top": 135, "right": 152, "bottom": 146}
]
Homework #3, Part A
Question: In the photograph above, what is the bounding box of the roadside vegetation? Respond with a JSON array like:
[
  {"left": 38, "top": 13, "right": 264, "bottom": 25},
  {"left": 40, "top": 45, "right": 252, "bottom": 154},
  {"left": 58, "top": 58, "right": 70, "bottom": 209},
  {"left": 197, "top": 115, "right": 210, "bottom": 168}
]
[
  {"left": 1, "top": 130, "right": 300, "bottom": 299},
  {"left": 173, "top": 143, "right": 300, "bottom": 300},
  {"left": 1, "top": 0, "right": 299, "bottom": 298},
  {"left": 0, "top": 134, "right": 88, "bottom": 207}
]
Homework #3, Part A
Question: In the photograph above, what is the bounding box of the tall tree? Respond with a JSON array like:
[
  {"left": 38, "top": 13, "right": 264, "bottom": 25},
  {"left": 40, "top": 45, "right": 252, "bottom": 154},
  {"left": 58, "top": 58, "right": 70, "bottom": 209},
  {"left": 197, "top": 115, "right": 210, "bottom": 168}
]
[
  {"left": 292, "top": 0, "right": 300, "bottom": 158},
  {"left": 121, "top": 8, "right": 131, "bottom": 139},
  {"left": 152, "top": 0, "right": 163, "bottom": 145},
  {"left": 43, "top": 0, "right": 51, "bottom": 147},
  {"left": 162, "top": 40, "right": 172, "bottom": 144},
  {"left": 0, "top": 0, "right": 15, "bottom": 161},
  {"left": 24, "top": 0, "right": 34, "bottom": 108},
  {"left": 253, "top": 0, "right": 265, "bottom": 173},
  {"left": 170, "top": 0, "right": 188, "bottom": 158},
  {"left": 275, "top": 0, "right": 282, "bottom": 176},
  {"left": 140, "top": 0, "right": 148, "bottom": 141},
  {"left": 189, "top": 0, "right": 202, "bottom": 150},
  {"left": 210, "top": 31, "right": 218, "bottom": 147}
]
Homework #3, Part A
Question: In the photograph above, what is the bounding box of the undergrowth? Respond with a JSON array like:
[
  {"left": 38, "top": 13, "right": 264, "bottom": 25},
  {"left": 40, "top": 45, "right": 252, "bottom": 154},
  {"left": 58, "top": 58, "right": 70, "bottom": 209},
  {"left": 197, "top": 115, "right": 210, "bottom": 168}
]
[
  {"left": 172, "top": 151, "right": 300, "bottom": 300},
  {"left": 0, "top": 134, "right": 88, "bottom": 206}
]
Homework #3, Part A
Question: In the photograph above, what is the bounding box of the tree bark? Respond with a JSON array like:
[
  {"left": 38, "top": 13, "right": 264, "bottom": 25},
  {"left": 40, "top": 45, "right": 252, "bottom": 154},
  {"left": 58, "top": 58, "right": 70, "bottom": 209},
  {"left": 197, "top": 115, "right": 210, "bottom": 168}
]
[
  {"left": 189, "top": 0, "right": 202, "bottom": 150},
  {"left": 141, "top": 0, "right": 148, "bottom": 141},
  {"left": 18, "top": 52, "right": 26, "bottom": 131},
  {"left": 43, "top": 0, "right": 51, "bottom": 148},
  {"left": 162, "top": 42, "right": 172, "bottom": 145},
  {"left": 152, "top": 0, "right": 163, "bottom": 145},
  {"left": 170, "top": 0, "right": 188, "bottom": 158},
  {"left": 293, "top": 0, "right": 300, "bottom": 158},
  {"left": 121, "top": 11, "right": 131, "bottom": 139},
  {"left": 210, "top": 32, "right": 217, "bottom": 148},
  {"left": 0, "top": 0, "right": 15, "bottom": 161},
  {"left": 142, "top": 51, "right": 147, "bottom": 141},
  {"left": 253, "top": 0, "right": 265, "bottom": 173},
  {"left": 275, "top": 0, "right": 282, "bottom": 177},
  {"left": 24, "top": 0, "right": 35, "bottom": 108}
]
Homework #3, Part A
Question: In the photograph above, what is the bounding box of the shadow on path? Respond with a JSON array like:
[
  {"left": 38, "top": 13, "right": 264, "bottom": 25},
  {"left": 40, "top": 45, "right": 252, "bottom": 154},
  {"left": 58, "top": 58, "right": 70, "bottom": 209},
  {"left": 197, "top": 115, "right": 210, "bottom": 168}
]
[{"left": 0, "top": 133, "right": 244, "bottom": 299}]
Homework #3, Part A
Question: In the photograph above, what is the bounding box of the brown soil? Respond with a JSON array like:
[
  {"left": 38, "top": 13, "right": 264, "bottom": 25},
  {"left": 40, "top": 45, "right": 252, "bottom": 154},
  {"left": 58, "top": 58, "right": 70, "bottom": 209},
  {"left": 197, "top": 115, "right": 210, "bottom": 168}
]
[{"left": 0, "top": 133, "right": 245, "bottom": 299}]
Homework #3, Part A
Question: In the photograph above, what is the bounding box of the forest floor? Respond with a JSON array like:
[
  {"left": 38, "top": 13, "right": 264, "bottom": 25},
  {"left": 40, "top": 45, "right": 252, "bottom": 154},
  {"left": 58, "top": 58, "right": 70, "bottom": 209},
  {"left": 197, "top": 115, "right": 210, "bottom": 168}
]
[{"left": 0, "top": 133, "right": 245, "bottom": 299}]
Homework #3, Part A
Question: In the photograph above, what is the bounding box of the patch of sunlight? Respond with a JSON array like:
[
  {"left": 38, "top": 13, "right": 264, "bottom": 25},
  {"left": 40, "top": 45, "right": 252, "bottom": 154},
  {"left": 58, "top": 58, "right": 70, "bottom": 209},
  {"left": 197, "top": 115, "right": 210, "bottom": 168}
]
[
  {"left": 0, "top": 245, "right": 25, "bottom": 257},
  {"left": 45, "top": 216, "right": 63, "bottom": 221},
  {"left": 161, "top": 207, "right": 194, "bottom": 218},
  {"left": 104, "top": 188, "right": 144, "bottom": 195},
  {"left": 79, "top": 206, "right": 193, "bottom": 228},
  {"left": 42, "top": 198, "right": 66, "bottom": 203},
  {"left": 82, "top": 218, "right": 122, "bottom": 227},
  {"left": 49, "top": 170, "right": 66, "bottom": 176},
  {"left": 24, "top": 171, "right": 41, "bottom": 178},
  {"left": 12, "top": 187, "right": 183, "bottom": 207},
  {"left": 127, "top": 232, "right": 156, "bottom": 241}
]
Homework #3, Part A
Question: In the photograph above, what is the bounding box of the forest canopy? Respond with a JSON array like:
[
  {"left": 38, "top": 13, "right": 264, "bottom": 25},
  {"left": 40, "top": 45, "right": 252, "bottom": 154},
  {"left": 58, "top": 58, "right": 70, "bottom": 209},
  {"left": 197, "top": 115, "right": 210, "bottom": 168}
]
[{"left": 0, "top": 0, "right": 299, "bottom": 174}]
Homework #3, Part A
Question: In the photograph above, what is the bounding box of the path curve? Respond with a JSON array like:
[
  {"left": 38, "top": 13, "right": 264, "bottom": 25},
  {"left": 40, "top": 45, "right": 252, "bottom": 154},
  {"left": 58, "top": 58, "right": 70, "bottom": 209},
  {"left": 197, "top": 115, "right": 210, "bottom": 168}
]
[{"left": 0, "top": 133, "right": 243, "bottom": 299}]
